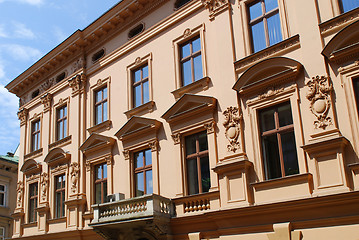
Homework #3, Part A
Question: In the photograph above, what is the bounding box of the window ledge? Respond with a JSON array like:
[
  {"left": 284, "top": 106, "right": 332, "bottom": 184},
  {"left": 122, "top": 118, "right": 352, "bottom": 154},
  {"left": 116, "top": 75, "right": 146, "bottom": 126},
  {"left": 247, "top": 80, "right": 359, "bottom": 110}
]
[
  {"left": 24, "top": 148, "right": 43, "bottom": 160},
  {"left": 124, "top": 101, "right": 155, "bottom": 118},
  {"left": 49, "top": 135, "right": 72, "bottom": 150},
  {"left": 87, "top": 120, "right": 112, "bottom": 134},
  {"left": 22, "top": 222, "right": 37, "bottom": 228},
  {"left": 319, "top": 7, "right": 359, "bottom": 37},
  {"left": 251, "top": 173, "right": 312, "bottom": 189},
  {"left": 234, "top": 35, "right": 300, "bottom": 72},
  {"left": 48, "top": 217, "right": 66, "bottom": 224},
  {"left": 171, "top": 76, "right": 211, "bottom": 99}
]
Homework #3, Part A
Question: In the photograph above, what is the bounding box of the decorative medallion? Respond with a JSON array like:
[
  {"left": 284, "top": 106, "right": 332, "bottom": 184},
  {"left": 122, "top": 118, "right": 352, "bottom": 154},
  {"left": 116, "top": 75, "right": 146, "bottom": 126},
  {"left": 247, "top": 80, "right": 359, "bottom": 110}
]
[
  {"left": 69, "top": 162, "right": 79, "bottom": 193},
  {"left": 223, "top": 106, "right": 242, "bottom": 152},
  {"left": 306, "top": 75, "right": 333, "bottom": 129},
  {"left": 183, "top": 28, "right": 191, "bottom": 38},
  {"left": 16, "top": 181, "right": 24, "bottom": 208},
  {"left": 40, "top": 172, "right": 48, "bottom": 201}
]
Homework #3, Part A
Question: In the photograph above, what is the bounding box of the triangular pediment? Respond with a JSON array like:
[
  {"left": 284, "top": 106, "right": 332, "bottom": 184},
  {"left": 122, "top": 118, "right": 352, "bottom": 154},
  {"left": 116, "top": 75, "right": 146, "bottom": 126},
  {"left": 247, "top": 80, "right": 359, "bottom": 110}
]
[
  {"left": 233, "top": 57, "right": 302, "bottom": 95},
  {"left": 161, "top": 94, "right": 217, "bottom": 122},
  {"left": 115, "top": 116, "right": 162, "bottom": 140},
  {"left": 80, "top": 133, "right": 116, "bottom": 154},
  {"left": 322, "top": 20, "right": 359, "bottom": 64},
  {"left": 44, "top": 148, "right": 70, "bottom": 166},
  {"left": 20, "top": 159, "right": 42, "bottom": 174}
]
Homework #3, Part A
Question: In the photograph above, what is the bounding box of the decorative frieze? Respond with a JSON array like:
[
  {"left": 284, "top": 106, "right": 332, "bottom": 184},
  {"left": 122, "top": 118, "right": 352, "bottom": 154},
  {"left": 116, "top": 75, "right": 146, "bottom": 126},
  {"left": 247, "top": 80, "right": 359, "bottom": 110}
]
[
  {"left": 69, "top": 162, "right": 79, "bottom": 193},
  {"left": 258, "top": 87, "right": 285, "bottom": 100},
  {"left": 17, "top": 108, "right": 28, "bottom": 126},
  {"left": 223, "top": 106, "right": 242, "bottom": 153},
  {"left": 71, "top": 57, "right": 85, "bottom": 73},
  {"left": 40, "top": 172, "right": 48, "bottom": 201},
  {"left": 40, "top": 93, "right": 53, "bottom": 112},
  {"left": 306, "top": 75, "right": 333, "bottom": 129},
  {"left": 16, "top": 181, "right": 24, "bottom": 208},
  {"left": 40, "top": 78, "right": 54, "bottom": 93}
]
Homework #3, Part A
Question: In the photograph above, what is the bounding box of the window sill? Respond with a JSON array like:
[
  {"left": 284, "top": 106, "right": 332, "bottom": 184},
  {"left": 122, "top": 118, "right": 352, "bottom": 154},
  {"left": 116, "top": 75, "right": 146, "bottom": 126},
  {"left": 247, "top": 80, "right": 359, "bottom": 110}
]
[
  {"left": 87, "top": 120, "right": 112, "bottom": 134},
  {"left": 22, "top": 222, "right": 37, "bottom": 228},
  {"left": 124, "top": 101, "right": 155, "bottom": 118},
  {"left": 49, "top": 135, "right": 72, "bottom": 150},
  {"left": 171, "top": 76, "right": 211, "bottom": 99},
  {"left": 24, "top": 148, "right": 43, "bottom": 160},
  {"left": 48, "top": 217, "right": 66, "bottom": 224},
  {"left": 234, "top": 35, "right": 300, "bottom": 72}
]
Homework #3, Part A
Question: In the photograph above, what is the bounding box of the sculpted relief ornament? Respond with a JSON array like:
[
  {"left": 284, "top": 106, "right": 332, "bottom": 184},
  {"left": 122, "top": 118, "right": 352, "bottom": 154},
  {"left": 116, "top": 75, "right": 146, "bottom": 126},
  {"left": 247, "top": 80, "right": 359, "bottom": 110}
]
[
  {"left": 201, "top": 0, "right": 229, "bottom": 20},
  {"left": 41, "top": 172, "right": 49, "bottom": 201},
  {"left": 16, "top": 181, "right": 24, "bottom": 208},
  {"left": 223, "top": 106, "right": 242, "bottom": 152},
  {"left": 306, "top": 75, "right": 333, "bottom": 129},
  {"left": 70, "top": 162, "right": 79, "bottom": 193}
]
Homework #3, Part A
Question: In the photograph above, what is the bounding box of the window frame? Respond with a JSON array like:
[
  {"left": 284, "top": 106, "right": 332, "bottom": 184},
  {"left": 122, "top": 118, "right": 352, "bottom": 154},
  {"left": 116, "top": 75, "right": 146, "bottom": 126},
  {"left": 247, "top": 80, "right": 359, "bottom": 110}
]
[
  {"left": 94, "top": 162, "right": 108, "bottom": 204},
  {"left": 56, "top": 105, "right": 68, "bottom": 141},
  {"left": 132, "top": 64, "right": 150, "bottom": 108},
  {"left": 54, "top": 174, "right": 66, "bottom": 218},
  {"left": 28, "top": 182, "right": 38, "bottom": 223},
  {"left": 339, "top": 0, "right": 359, "bottom": 13},
  {"left": 133, "top": 149, "right": 153, "bottom": 197},
  {"left": 51, "top": 97, "right": 71, "bottom": 146},
  {"left": 31, "top": 119, "right": 41, "bottom": 152},
  {"left": 0, "top": 184, "right": 6, "bottom": 207},
  {"left": 240, "top": 0, "right": 289, "bottom": 56},
  {"left": 172, "top": 24, "right": 208, "bottom": 91},
  {"left": 0, "top": 226, "right": 5, "bottom": 240},
  {"left": 94, "top": 87, "right": 108, "bottom": 126}
]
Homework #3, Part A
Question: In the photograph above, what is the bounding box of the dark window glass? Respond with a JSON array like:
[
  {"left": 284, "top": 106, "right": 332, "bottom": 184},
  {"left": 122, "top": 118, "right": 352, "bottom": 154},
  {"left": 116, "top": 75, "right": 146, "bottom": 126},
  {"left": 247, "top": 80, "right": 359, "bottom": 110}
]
[
  {"left": 55, "top": 174, "right": 66, "bottom": 218},
  {"left": 132, "top": 65, "right": 149, "bottom": 108},
  {"left": 94, "top": 87, "right": 108, "bottom": 125},
  {"left": 0, "top": 185, "right": 5, "bottom": 206},
  {"left": 179, "top": 36, "right": 203, "bottom": 87},
  {"left": 185, "top": 131, "right": 210, "bottom": 195},
  {"left": 92, "top": 49, "right": 105, "bottom": 62},
  {"left": 134, "top": 149, "right": 152, "bottom": 197},
  {"left": 31, "top": 120, "right": 41, "bottom": 152},
  {"left": 56, "top": 106, "right": 67, "bottom": 141},
  {"left": 259, "top": 102, "right": 299, "bottom": 180},
  {"left": 248, "top": 0, "right": 282, "bottom": 53},
  {"left": 128, "top": 24, "right": 144, "bottom": 39},
  {"left": 29, "top": 183, "right": 38, "bottom": 223},
  {"left": 56, "top": 72, "right": 66, "bottom": 83},
  {"left": 174, "top": 0, "right": 192, "bottom": 9},
  {"left": 340, "top": 0, "right": 359, "bottom": 13},
  {"left": 353, "top": 77, "right": 359, "bottom": 117},
  {"left": 94, "top": 163, "right": 107, "bottom": 204},
  {"left": 32, "top": 89, "right": 39, "bottom": 99}
]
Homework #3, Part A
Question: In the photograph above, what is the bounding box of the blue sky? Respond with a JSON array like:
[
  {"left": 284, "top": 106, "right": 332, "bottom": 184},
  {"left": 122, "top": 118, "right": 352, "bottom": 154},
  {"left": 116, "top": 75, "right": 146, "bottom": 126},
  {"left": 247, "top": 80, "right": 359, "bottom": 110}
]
[{"left": 0, "top": 0, "right": 120, "bottom": 155}]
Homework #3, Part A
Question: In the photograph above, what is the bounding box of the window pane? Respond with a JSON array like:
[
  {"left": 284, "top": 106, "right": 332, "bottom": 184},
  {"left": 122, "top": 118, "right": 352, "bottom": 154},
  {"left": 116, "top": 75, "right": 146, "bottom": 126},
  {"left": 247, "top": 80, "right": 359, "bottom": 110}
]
[
  {"left": 198, "top": 131, "right": 208, "bottom": 152},
  {"left": 0, "top": 193, "right": 4, "bottom": 206},
  {"left": 278, "top": 103, "right": 293, "bottom": 127},
  {"left": 63, "top": 119, "right": 67, "bottom": 138},
  {"left": 134, "top": 85, "right": 142, "bottom": 107},
  {"left": 56, "top": 176, "right": 62, "bottom": 189},
  {"left": 95, "top": 183, "right": 102, "bottom": 204},
  {"left": 267, "top": 13, "right": 282, "bottom": 46},
  {"left": 262, "top": 134, "right": 281, "bottom": 179},
  {"left": 29, "top": 200, "right": 35, "bottom": 222},
  {"left": 353, "top": 78, "right": 359, "bottom": 116},
  {"left": 187, "top": 158, "right": 199, "bottom": 195},
  {"left": 264, "top": 0, "right": 278, "bottom": 12},
  {"left": 103, "top": 88, "right": 107, "bottom": 99},
  {"left": 185, "top": 134, "right": 197, "bottom": 155},
  {"left": 134, "top": 69, "right": 141, "bottom": 83},
  {"left": 249, "top": 1, "right": 263, "bottom": 20},
  {"left": 103, "top": 164, "right": 107, "bottom": 178},
  {"left": 103, "top": 101, "right": 108, "bottom": 121},
  {"left": 200, "top": 157, "right": 211, "bottom": 193},
  {"left": 251, "top": 21, "right": 266, "bottom": 52},
  {"left": 181, "top": 43, "right": 191, "bottom": 58},
  {"left": 192, "top": 37, "right": 201, "bottom": 53},
  {"left": 56, "top": 192, "right": 62, "bottom": 217},
  {"left": 341, "top": 0, "right": 359, "bottom": 13},
  {"left": 61, "top": 191, "right": 65, "bottom": 216},
  {"left": 64, "top": 106, "right": 67, "bottom": 116},
  {"left": 135, "top": 151, "right": 144, "bottom": 168},
  {"left": 0, "top": 185, "right": 5, "bottom": 191},
  {"left": 146, "top": 170, "right": 153, "bottom": 194},
  {"left": 96, "top": 90, "right": 102, "bottom": 103},
  {"left": 96, "top": 165, "right": 102, "bottom": 180},
  {"left": 0, "top": 227, "right": 3, "bottom": 235},
  {"left": 143, "top": 80, "right": 149, "bottom": 104},
  {"left": 103, "top": 181, "right": 108, "bottom": 202},
  {"left": 142, "top": 65, "right": 149, "bottom": 79},
  {"left": 260, "top": 108, "right": 275, "bottom": 131},
  {"left": 58, "top": 121, "right": 63, "bottom": 140},
  {"left": 95, "top": 105, "right": 102, "bottom": 124},
  {"left": 281, "top": 131, "right": 299, "bottom": 176},
  {"left": 145, "top": 149, "right": 152, "bottom": 166},
  {"left": 182, "top": 60, "right": 192, "bottom": 86},
  {"left": 136, "top": 172, "right": 144, "bottom": 196},
  {"left": 193, "top": 55, "right": 203, "bottom": 81}
]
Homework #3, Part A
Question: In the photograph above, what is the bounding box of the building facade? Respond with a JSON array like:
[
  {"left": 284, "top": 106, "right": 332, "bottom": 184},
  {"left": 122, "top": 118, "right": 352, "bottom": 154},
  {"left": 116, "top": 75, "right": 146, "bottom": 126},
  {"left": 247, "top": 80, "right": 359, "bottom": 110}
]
[
  {"left": 0, "top": 151, "right": 19, "bottom": 240},
  {"left": 5, "top": 0, "right": 359, "bottom": 239}
]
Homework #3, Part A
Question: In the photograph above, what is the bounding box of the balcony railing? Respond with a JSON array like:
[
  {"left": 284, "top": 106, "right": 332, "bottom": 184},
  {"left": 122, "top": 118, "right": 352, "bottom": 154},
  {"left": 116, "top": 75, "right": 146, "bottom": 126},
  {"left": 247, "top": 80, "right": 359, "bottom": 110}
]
[{"left": 91, "top": 194, "right": 173, "bottom": 224}]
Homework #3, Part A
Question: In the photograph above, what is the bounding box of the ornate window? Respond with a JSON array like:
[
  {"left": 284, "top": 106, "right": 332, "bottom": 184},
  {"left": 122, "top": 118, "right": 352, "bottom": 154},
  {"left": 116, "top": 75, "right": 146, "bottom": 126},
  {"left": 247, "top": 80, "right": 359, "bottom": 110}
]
[
  {"left": 185, "top": 131, "right": 210, "bottom": 195},
  {"left": 134, "top": 149, "right": 153, "bottom": 197},
  {"left": 340, "top": 0, "right": 359, "bottom": 13},
  {"left": 55, "top": 174, "right": 66, "bottom": 218},
  {"left": 94, "top": 163, "right": 108, "bottom": 204},
  {"left": 28, "top": 182, "right": 38, "bottom": 223},
  {"left": 0, "top": 185, "right": 6, "bottom": 207},
  {"left": 259, "top": 102, "right": 299, "bottom": 180},
  {"left": 56, "top": 106, "right": 67, "bottom": 141},
  {"left": 0, "top": 227, "right": 4, "bottom": 240},
  {"left": 179, "top": 36, "right": 203, "bottom": 87},
  {"left": 94, "top": 87, "right": 108, "bottom": 125},
  {"left": 248, "top": 0, "right": 282, "bottom": 53},
  {"left": 132, "top": 64, "right": 149, "bottom": 108},
  {"left": 31, "top": 119, "right": 41, "bottom": 152}
]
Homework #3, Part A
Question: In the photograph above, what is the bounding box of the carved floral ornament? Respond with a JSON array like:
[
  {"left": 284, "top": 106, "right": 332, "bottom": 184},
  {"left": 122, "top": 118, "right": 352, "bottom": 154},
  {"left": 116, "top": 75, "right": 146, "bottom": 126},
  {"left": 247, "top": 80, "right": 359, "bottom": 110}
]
[
  {"left": 223, "top": 106, "right": 242, "bottom": 152},
  {"left": 68, "top": 73, "right": 87, "bottom": 93},
  {"left": 306, "top": 75, "right": 333, "bottom": 129},
  {"left": 16, "top": 181, "right": 24, "bottom": 208},
  {"left": 41, "top": 93, "right": 53, "bottom": 112}
]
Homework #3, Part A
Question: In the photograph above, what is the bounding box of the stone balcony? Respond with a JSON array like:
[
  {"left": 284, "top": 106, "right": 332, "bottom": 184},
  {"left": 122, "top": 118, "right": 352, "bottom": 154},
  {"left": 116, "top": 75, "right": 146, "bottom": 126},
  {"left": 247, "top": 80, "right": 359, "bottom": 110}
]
[{"left": 90, "top": 194, "right": 174, "bottom": 240}]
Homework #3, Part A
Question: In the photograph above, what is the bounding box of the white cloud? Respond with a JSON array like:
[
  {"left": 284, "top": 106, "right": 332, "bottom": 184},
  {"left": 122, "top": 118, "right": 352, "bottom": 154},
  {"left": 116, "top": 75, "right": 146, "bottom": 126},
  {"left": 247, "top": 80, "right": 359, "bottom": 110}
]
[
  {"left": 0, "top": 0, "right": 44, "bottom": 6},
  {"left": 1, "top": 44, "right": 42, "bottom": 61},
  {"left": 0, "top": 64, "right": 5, "bottom": 80},
  {"left": 53, "top": 26, "right": 68, "bottom": 43},
  {"left": 13, "top": 22, "right": 35, "bottom": 39},
  {"left": 0, "top": 24, "right": 8, "bottom": 38}
]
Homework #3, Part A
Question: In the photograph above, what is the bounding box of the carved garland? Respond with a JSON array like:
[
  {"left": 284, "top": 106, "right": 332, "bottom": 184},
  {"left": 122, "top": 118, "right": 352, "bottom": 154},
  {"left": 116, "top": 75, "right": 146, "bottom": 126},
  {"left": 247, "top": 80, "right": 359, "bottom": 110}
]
[
  {"left": 306, "top": 75, "right": 333, "bottom": 129},
  {"left": 223, "top": 106, "right": 242, "bottom": 152}
]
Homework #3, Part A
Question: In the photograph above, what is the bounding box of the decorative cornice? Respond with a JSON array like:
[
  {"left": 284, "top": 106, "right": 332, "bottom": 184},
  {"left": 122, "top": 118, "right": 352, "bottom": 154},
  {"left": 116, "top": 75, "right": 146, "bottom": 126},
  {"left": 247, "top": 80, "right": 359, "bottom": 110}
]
[{"left": 319, "top": 8, "right": 359, "bottom": 36}]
